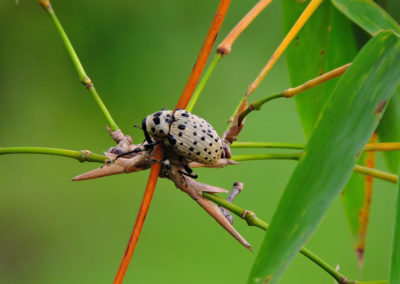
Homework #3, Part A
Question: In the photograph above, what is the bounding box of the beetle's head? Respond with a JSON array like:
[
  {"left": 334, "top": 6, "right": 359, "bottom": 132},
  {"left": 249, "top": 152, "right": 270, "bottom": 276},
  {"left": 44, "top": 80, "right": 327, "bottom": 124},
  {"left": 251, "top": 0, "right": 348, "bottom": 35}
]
[{"left": 143, "top": 110, "right": 173, "bottom": 142}]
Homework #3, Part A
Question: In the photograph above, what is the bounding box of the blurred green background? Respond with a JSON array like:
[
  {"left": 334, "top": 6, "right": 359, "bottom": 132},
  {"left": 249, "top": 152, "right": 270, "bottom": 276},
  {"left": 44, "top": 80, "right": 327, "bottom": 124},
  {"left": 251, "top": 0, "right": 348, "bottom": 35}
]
[{"left": 0, "top": 0, "right": 396, "bottom": 283}]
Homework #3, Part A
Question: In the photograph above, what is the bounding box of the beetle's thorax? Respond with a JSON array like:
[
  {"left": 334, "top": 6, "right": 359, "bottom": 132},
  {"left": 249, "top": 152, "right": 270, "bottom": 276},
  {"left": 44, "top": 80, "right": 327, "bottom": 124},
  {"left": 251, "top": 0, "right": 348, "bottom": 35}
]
[{"left": 145, "top": 110, "right": 173, "bottom": 140}]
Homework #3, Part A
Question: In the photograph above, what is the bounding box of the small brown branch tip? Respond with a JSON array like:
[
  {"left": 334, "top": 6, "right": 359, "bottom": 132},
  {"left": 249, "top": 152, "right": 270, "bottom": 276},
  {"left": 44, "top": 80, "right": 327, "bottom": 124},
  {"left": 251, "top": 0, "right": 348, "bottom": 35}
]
[
  {"left": 39, "top": 0, "right": 51, "bottom": 9},
  {"left": 216, "top": 45, "right": 231, "bottom": 56}
]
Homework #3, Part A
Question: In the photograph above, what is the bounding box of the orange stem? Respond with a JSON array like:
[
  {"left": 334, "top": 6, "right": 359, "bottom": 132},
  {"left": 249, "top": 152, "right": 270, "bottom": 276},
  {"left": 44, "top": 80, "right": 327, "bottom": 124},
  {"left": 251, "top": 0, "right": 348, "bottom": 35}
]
[
  {"left": 114, "top": 2, "right": 231, "bottom": 282},
  {"left": 364, "top": 142, "right": 400, "bottom": 151},
  {"left": 217, "top": 0, "right": 272, "bottom": 56},
  {"left": 175, "top": 0, "right": 231, "bottom": 110},
  {"left": 113, "top": 145, "right": 163, "bottom": 284},
  {"left": 245, "top": 0, "right": 323, "bottom": 97},
  {"left": 356, "top": 133, "right": 377, "bottom": 267}
]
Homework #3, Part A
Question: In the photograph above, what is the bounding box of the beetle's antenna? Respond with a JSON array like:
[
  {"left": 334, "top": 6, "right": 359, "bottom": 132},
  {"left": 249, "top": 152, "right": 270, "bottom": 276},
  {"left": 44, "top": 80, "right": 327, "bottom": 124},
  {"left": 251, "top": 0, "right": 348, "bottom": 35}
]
[{"left": 132, "top": 124, "right": 142, "bottom": 130}]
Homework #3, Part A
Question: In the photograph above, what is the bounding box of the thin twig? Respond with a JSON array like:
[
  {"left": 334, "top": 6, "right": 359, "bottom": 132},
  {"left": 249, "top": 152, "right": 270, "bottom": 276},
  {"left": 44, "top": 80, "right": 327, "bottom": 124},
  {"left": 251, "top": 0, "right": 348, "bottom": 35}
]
[
  {"left": 113, "top": 146, "right": 162, "bottom": 284},
  {"left": 217, "top": 0, "right": 272, "bottom": 55},
  {"left": 231, "top": 141, "right": 400, "bottom": 152},
  {"left": 39, "top": 0, "right": 119, "bottom": 131},
  {"left": 0, "top": 147, "right": 106, "bottom": 163},
  {"left": 186, "top": 54, "right": 223, "bottom": 112},
  {"left": 244, "top": 0, "right": 323, "bottom": 98},
  {"left": 238, "top": 63, "right": 351, "bottom": 124},
  {"left": 175, "top": 0, "right": 231, "bottom": 110}
]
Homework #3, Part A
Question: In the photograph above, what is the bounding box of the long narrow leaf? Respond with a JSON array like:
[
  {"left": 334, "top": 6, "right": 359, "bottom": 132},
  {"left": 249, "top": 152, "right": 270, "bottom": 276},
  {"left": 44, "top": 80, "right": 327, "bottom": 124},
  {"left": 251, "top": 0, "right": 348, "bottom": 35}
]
[
  {"left": 390, "top": 170, "right": 400, "bottom": 283},
  {"left": 332, "top": 0, "right": 400, "bottom": 259},
  {"left": 248, "top": 31, "right": 400, "bottom": 284},
  {"left": 331, "top": 0, "right": 400, "bottom": 35},
  {"left": 283, "top": 0, "right": 374, "bottom": 264}
]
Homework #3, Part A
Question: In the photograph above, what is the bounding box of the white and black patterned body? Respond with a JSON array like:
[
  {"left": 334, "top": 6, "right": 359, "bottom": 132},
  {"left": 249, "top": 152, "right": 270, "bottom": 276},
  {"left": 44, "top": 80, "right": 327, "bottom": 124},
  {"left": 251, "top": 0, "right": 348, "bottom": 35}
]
[{"left": 143, "top": 109, "right": 223, "bottom": 165}]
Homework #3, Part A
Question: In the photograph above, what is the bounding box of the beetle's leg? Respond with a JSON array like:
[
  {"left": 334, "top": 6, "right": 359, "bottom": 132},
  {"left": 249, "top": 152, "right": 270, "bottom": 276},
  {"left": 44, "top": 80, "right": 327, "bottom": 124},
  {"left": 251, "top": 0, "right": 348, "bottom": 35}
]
[
  {"left": 161, "top": 149, "right": 171, "bottom": 169},
  {"left": 179, "top": 164, "right": 198, "bottom": 179},
  {"left": 115, "top": 142, "right": 157, "bottom": 160}
]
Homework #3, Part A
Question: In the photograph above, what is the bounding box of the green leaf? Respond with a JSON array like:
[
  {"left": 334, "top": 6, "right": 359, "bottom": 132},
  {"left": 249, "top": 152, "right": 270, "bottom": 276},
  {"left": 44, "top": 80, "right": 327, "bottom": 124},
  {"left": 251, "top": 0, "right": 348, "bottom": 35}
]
[
  {"left": 390, "top": 170, "right": 400, "bottom": 283},
  {"left": 377, "top": 89, "right": 400, "bottom": 173},
  {"left": 282, "top": 0, "right": 357, "bottom": 138},
  {"left": 331, "top": 0, "right": 400, "bottom": 35},
  {"left": 283, "top": 0, "right": 374, "bottom": 265},
  {"left": 248, "top": 31, "right": 400, "bottom": 284}
]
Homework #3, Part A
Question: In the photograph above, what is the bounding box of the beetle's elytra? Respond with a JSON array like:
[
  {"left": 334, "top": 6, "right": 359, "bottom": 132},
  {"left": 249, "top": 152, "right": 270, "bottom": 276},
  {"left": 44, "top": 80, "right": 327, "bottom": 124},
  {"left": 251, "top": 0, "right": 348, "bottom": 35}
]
[{"left": 142, "top": 109, "right": 224, "bottom": 165}]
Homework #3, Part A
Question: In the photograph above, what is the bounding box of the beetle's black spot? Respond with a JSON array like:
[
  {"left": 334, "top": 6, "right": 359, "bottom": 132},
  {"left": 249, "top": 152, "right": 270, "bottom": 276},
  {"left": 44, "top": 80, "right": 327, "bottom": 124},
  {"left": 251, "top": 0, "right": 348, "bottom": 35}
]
[
  {"left": 180, "top": 142, "right": 183, "bottom": 146},
  {"left": 168, "top": 134, "right": 177, "bottom": 145},
  {"left": 193, "top": 141, "right": 197, "bottom": 145},
  {"left": 178, "top": 132, "right": 183, "bottom": 137},
  {"left": 151, "top": 127, "right": 156, "bottom": 133},
  {"left": 209, "top": 143, "right": 212, "bottom": 146},
  {"left": 201, "top": 136, "right": 205, "bottom": 141},
  {"left": 207, "top": 134, "right": 214, "bottom": 138},
  {"left": 200, "top": 124, "right": 203, "bottom": 128},
  {"left": 193, "top": 132, "right": 197, "bottom": 136},
  {"left": 154, "top": 112, "right": 162, "bottom": 117},
  {"left": 189, "top": 147, "right": 194, "bottom": 151},
  {"left": 202, "top": 130, "right": 206, "bottom": 133},
  {"left": 182, "top": 112, "right": 190, "bottom": 117},
  {"left": 196, "top": 152, "right": 200, "bottom": 155},
  {"left": 214, "top": 138, "right": 218, "bottom": 142},
  {"left": 166, "top": 114, "right": 171, "bottom": 117},
  {"left": 178, "top": 124, "right": 186, "bottom": 130},
  {"left": 193, "top": 125, "right": 197, "bottom": 128},
  {"left": 220, "top": 147, "right": 222, "bottom": 149},
  {"left": 184, "top": 121, "right": 188, "bottom": 124},
  {"left": 215, "top": 149, "right": 218, "bottom": 153},
  {"left": 208, "top": 151, "right": 211, "bottom": 155},
  {"left": 207, "top": 129, "right": 211, "bottom": 132},
  {"left": 153, "top": 117, "right": 161, "bottom": 125},
  {"left": 165, "top": 119, "right": 171, "bottom": 123},
  {"left": 204, "top": 148, "right": 207, "bottom": 151},
  {"left": 159, "top": 129, "right": 164, "bottom": 134}
]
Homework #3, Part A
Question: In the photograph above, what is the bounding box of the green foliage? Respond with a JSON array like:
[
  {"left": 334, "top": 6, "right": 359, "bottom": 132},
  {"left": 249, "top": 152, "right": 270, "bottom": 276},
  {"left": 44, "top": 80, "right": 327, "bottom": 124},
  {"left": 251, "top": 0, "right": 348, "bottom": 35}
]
[
  {"left": 249, "top": 31, "right": 400, "bottom": 284},
  {"left": 390, "top": 171, "right": 400, "bottom": 283}
]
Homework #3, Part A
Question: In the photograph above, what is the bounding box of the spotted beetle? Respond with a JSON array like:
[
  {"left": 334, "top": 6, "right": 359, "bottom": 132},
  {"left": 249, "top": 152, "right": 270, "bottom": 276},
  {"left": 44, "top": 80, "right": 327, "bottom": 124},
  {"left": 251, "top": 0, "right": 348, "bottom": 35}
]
[{"left": 120, "top": 109, "right": 227, "bottom": 178}]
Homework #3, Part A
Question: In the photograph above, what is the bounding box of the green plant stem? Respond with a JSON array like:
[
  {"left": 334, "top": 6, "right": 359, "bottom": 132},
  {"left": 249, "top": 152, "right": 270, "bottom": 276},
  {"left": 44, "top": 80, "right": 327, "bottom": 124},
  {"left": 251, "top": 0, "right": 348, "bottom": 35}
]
[
  {"left": 202, "top": 192, "right": 348, "bottom": 283},
  {"left": 238, "top": 93, "right": 284, "bottom": 124},
  {"left": 231, "top": 152, "right": 398, "bottom": 184},
  {"left": 42, "top": 3, "right": 119, "bottom": 131},
  {"left": 0, "top": 147, "right": 107, "bottom": 163},
  {"left": 231, "top": 153, "right": 302, "bottom": 162},
  {"left": 352, "top": 281, "right": 388, "bottom": 284},
  {"left": 186, "top": 54, "right": 223, "bottom": 112},
  {"left": 231, "top": 141, "right": 304, "bottom": 149}
]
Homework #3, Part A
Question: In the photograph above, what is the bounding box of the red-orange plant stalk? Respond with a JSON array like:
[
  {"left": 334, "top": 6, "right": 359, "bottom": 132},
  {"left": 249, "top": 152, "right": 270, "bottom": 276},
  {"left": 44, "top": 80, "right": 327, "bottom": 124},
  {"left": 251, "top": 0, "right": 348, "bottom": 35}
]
[{"left": 113, "top": 1, "right": 231, "bottom": 283}]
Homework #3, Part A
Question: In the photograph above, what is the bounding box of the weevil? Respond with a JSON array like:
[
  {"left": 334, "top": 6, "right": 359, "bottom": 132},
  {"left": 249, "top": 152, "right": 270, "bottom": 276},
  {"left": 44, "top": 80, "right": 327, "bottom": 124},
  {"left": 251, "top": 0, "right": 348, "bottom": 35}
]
[{"left": 118, "top": 109, "right": 228, "bottom": 178}]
